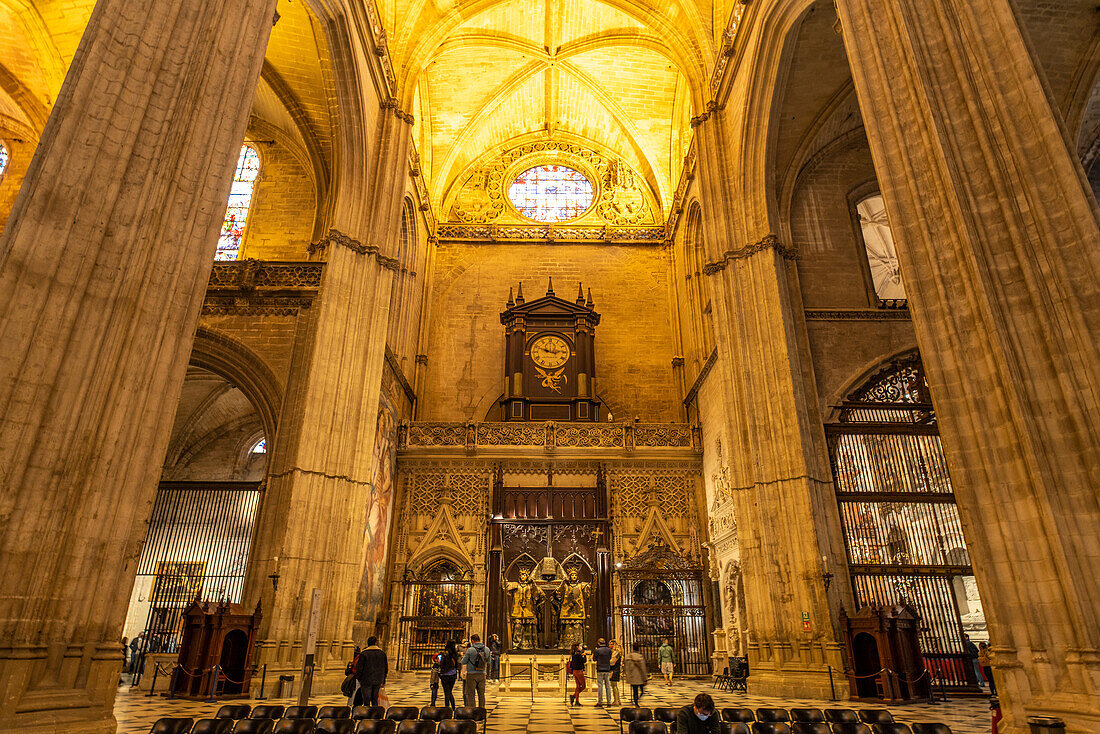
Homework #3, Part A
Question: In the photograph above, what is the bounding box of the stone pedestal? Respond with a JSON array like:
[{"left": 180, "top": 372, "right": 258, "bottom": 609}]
[
  {"left": 836, "top": 1, "right": 1100, "bottom": 731},
  {"left": 0, "top": 0, "right": 276, "bottom": 731}
]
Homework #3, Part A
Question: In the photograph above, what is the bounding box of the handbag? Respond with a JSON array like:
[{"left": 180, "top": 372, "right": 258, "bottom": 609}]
[{"left": 340, "top": 673, "right": 356, "bottom": 697}]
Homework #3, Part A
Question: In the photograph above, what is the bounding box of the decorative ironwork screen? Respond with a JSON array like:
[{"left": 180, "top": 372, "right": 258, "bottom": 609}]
[
  {"left": 618, "top": 539, "right": 710, "bottom": 676},
  {"left": 396, "top": 560, "right": 474, "bottom": 671},
  {"left": 129, "top": 481, "right": 263, "bottom": 667},
  {"left": 826, "top": 354, "right": 984, "bottom": 691}
]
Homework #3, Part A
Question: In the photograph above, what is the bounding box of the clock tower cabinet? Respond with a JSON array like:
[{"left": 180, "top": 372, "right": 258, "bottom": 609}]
[{"left": 500, "top": 279, "right": 601, "bottom": 421}]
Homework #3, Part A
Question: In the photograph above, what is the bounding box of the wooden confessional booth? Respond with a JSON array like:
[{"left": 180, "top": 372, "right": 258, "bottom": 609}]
[
  {"left": 840, "top": 604, "right": 931, "bottom": 702},
  {"left": 175, "top": 599, "right": 261, "bottom": 699}
]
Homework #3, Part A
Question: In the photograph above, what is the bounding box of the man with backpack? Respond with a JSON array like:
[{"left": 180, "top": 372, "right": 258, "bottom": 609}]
[{"left": 460, "top": 633, "right": 489, "bottom": 708}]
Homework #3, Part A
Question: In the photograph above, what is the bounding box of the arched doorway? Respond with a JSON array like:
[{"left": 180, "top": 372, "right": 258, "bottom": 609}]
[
  {"left": 122, "top": 363, "right": 270, "bottom": 681},
  {"left": 825, "top": 352, "right": 985, "bottom": 691}
]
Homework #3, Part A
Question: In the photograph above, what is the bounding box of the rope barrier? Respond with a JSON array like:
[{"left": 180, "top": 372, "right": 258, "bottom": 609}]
[{"left": 848, "top": 668, "right": 888, "bottom": 679}]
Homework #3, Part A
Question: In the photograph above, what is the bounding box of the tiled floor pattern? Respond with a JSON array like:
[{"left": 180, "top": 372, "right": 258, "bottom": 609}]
[{"left": 114, "top": 676, "right": 991, "bottom": 734}]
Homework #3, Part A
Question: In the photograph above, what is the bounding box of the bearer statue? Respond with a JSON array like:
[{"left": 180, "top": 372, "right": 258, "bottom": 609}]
[
  {"left": 557, "top": 566, "right": 591, "bottom": 648},
  {"left": 504, "top": 567, "right": 541, "bottom": 650}
]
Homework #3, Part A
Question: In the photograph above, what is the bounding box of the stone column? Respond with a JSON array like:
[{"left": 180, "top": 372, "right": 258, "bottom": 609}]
[
  {"left": 691, "top": 109, "right": 851, "bottom": 699},
  {"left": 835, "top": 1, "right": 1100, "bottom": 730},
  {"left": 245, "top": 100, "right": 413, "bottom": 692},
  {"left": 0, "top": 1, "right": 277, "bottom": 731}
]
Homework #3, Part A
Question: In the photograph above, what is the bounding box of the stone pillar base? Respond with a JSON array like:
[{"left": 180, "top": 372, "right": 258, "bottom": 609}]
[
  {"left": 0, "top": 651, "right": 121, "bottom": 734},
  {"left": 746, "top": 642, "right": 850, "bottom": 700}
]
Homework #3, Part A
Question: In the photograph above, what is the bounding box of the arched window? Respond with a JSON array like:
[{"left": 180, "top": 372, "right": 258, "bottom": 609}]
[
  {"left": 215, "top": 145, "right": 261, "bottom": 261},
  {"left": 250, "top": 438, "right": 266, "bottom": 454},
  {"left": 0, "top": 142, "right": 9, "bottom": 178},
  {"left": 856, "top": 194, "right": 906, "bottom": 302}
]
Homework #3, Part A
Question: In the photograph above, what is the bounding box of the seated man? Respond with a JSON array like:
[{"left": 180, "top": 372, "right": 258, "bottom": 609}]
[{"left": 675, "top": 693, "right": 720, "bottom": 734}]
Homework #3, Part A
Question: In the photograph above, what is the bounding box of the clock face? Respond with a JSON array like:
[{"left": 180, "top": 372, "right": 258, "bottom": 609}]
[{"left": 530, "top": 335, "right": 571, "bottom": 369}]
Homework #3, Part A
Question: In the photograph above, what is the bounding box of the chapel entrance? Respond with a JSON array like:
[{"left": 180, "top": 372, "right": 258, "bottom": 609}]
[{"left": 487, "top": 468, "right": 612, "bottom": 652}]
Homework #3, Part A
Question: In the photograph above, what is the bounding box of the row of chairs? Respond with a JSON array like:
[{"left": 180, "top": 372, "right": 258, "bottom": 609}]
[
  {"left": 619, "top": 707, "right": 952, "bottom": 734},
  {"left": 151, "top": 721, "right": 474, "bottom": 734},
  {"left": 151, "top": 705, "right": 488, "bottom": 734}
]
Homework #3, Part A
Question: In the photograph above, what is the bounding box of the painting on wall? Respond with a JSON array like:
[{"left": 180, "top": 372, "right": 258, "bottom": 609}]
[{"left": 355, "top": 391, "right": 399, "bottom": 632}]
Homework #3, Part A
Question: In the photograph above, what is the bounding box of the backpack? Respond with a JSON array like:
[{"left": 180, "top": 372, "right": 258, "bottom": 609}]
[{"left": 472, "top": 646, "right": 487, "bottom": 671}]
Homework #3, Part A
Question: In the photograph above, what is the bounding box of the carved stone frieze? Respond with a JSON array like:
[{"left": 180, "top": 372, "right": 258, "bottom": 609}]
[
  {"left": 804, "top": 308, "right": 912, "bottom": 321},
  {"left": 201, "top": 261, "right": 322, "bottom": 316}
]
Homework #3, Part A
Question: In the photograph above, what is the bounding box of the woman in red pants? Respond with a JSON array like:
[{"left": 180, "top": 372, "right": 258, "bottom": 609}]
[{"left": 569, "top": 642, "right": 588, "bottom": 706}]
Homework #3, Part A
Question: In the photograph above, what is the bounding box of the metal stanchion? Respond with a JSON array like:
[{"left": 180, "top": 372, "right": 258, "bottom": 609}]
[
  {"left": 167, "top": 666, "right": 178, "bottom": 700},
  {"left": 828, "top": 665, "right": 836, "bottom": 701},
  {"left": 145, "top": 664, "right": 160, "bottom": 697},
  {"left": 257, "top": 664, "right": 267, "bottom": 700},
  {"left": 206, "top": 664, "right": 220, "bottom": 703}
]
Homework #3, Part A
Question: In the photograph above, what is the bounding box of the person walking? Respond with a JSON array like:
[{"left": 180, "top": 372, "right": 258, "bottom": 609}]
[
  {"left": 461, "top": 634, "right": 489, "bottom": 708},
  {"left": 355, "top": 636, "right": 388, "bottom": 707},
  {"left": 439, "top": 641, "right": 460, "bottom": 709},
  {"left": 978, "top": 641, "right": 996, "bottom": 695},
  {"left": 675, "top": 693, "right": 720, "bottom": 734},
  {"left": 658, "top": 638, "right": 675, "bottom": 686},
  {"left": 624, "top": 642, "right": 648, "bottom": 706},
  {"left": 568, "top": 642, "right": 588, "bottom": 706},
  {"left": 592, "top": 638, "right": 614, "bottom": 707},
  {"left": 429, "top": 651, "right": 442, "bottom": 706},
  {"left": 488, "top": 633, "right": 502, "bottom": 681},
  {"left": 608, "top": 640, "right": 622, "bottom": 706}
]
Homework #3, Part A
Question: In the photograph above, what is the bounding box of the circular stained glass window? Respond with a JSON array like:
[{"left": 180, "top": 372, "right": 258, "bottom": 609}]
[{"left": 508, "top": 165, "right": 594, "bottom": 222}]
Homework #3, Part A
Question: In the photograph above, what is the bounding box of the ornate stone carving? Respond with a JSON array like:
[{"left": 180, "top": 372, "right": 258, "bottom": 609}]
[
  {"left": 436, "top": 222, "right": 665, "bottom": 243},
  {"left": 401, "top": 421, "right": 700, "bottom": 452},
  {"left": 308, "top": 228, "right": 401, "bottom": 271},
  {"left": 598, "top": 159, "right": 651, "bottom": 225},
  {"left": 703, "top": 234, "right": 799, "bottom": 275}
]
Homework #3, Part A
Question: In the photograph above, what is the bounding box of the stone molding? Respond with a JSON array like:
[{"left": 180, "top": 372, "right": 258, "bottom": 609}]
[
  {"left": 663, "top": 140, "right": 698, "bottom": 244},
  {"left": 307, "top": 228, "right": 401, "bottom": 270},
  {"left": 381, "top": 96, "right": 414, "bottom": 125},
  {"left": 805, "top": 308, "right": 911, "bottom": 321},
  {"left": 703, "top": 235, "right": 799, "bottom": 274},
  {"left": 683, "top": 348, "right": 719, "bottom": 407}
]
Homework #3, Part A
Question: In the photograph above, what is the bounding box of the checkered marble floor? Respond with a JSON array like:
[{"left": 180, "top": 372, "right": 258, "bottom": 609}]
[{"left": 114, "top": 675, "right": 992, "bottom": 734}]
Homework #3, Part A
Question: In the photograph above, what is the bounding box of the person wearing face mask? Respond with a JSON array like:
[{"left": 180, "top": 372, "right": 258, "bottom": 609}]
[{"left": 675, "top": 693, "right": 719, "bottom": 734}]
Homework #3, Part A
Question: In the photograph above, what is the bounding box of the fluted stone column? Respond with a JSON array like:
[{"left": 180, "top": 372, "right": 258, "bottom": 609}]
[
  {"left": 835, "top": 1, "right": 1100, "bottom": 731},
  {"left": 0, "top": 1, "right": 277, "bottom": 731},
  {"left": 244, "top": 100, "right": 413, "bottom": 692},
  {"left": 692, "top": 111, "right": 851, "bottom": 699}
]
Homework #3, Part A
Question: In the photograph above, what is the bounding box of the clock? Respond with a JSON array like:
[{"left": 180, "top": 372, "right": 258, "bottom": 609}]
[{"left": 530, "top": 335, "right": 571, "bottom": 369}]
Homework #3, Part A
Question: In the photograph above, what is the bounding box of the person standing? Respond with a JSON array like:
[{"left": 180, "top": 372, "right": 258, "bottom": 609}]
[
  {"left": 624, "top": 642, "right": 648, "bottom": 706},
  {"left": 429, "top": 651, "right": 442, "bottom": 706},
  {"left": 568, "top": 642, "right": 588, "bottom": 706},
  {"left": 978, "top": 641, "right": 996, "bottom": 695},
  {"left": 608, "top": 640, "right": 622, "bottom": 706},
  {"left": 488, "top": 633, "right": 502, "bottom": 681},
  {"left": 355, "top": 636, "right": 388, "bottom": 708},
  {"left": 963, "top": 634, "right": 981, "bottom": 686},
  {"left": 675, "top": 693, "right": 720, "bottom": 734},
  {"left": 658, "top": 638, "right": 675, "bottom": 686},
  {"left": 129, "top": 634, "right": 144, "bottom": 678},
  {"left": 592, "top": 638, "right": 614, "bottom": 707},
  {"left": 439, "top": 641, "right": 460, "bottom": 709},
  {"left": 461, "top": 634, "right": 489, "bottom": 708}
]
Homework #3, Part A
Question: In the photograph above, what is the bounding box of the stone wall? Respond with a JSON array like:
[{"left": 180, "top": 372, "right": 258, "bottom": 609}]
[{"left": 420, "top": 241, "right": 682, "bottom": 422}]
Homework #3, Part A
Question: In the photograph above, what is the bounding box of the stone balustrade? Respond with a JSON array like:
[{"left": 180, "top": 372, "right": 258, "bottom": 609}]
[{"left": 399, "top": 421, "right": 701, "bottom": 453}]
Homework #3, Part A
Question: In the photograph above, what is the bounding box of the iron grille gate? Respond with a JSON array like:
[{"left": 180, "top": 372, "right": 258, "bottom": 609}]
[
  {"left": 618, "top": 539, "right": 711, "bottom": 676},
  {"left": 826, "top": 354, "right": 984, "bottom": 692},
  {"left": 128, "top": 481, "right": 263, "bottom": 673}
]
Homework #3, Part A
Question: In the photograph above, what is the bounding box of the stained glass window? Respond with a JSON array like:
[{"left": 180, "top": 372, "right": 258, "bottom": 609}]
[
  {"left": 251, "top": 438, "right": 266, "bottom": 454},
  {"left": 216, "top": 145, "right": 261, "bottom": 261},
  {"left": 857, "top": 194, "right": 906, "bottom": 301},
  {"left": 508, "top": 165, "right": 594, "bottom": 222},
  {"left": 0, "top": 142, "right": 8, "bottom": 177}
]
